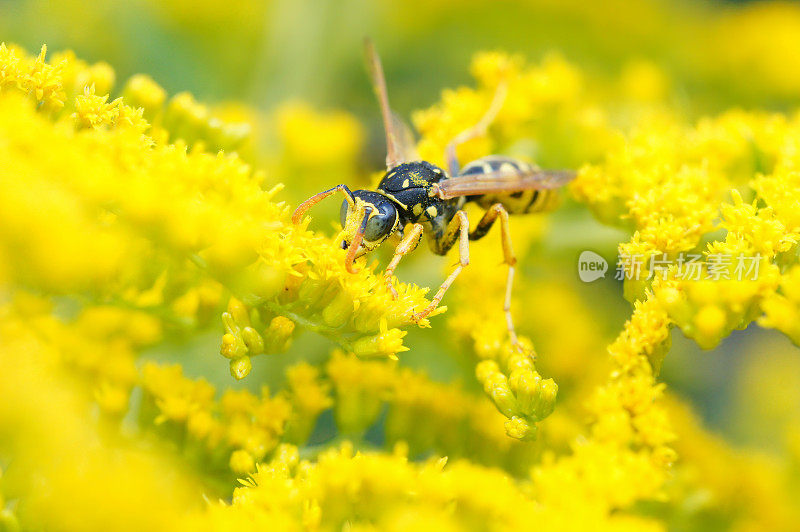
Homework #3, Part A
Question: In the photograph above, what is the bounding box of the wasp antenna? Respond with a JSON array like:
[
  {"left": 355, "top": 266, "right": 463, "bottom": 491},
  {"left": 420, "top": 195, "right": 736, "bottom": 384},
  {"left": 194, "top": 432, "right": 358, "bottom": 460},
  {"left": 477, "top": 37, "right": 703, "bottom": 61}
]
[
  {"left": 364, "top": 37, "right": 405, "bottom": 170},
  {"left": 345, "top": 208, "right": 371, "bottom": 274},
  {"left": 291, "top": 197, "right": 319, "bottom": 225},
  {"left": 292, "top": 184, "right": 355, "bottom": 225}
]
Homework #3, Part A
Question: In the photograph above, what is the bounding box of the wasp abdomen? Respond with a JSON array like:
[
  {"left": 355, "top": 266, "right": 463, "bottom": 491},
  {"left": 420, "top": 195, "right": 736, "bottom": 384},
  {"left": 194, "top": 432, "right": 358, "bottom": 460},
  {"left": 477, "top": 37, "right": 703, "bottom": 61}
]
[{"left": 458, "top": 156, "right": 558, "bottom": 215}]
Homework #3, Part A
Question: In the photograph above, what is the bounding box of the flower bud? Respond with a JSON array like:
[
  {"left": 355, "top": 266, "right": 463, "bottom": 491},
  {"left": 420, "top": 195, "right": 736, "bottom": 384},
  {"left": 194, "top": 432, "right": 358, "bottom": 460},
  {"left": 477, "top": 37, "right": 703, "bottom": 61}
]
[
  {"left": 322, "top": 290, "right": 355, "bottom": 327},
  {"left": 243, "top": 261, "right": 286, "bottom": 301},
  {"left": 122, "top": 74, "right": 166, "bottom": 120},
  {"left": 475, "top": 359, "right": 500, "bottom": 383},
  {"left": 229, "top": 449, "right": 256, "bottom": 475},
  {"left": 531, "top": 378, "right": 558, "bottom": 420},
  {"left": 297, "top": 278, "right": 329, "bottom": 309},
  {"left": 477, "top": 361, "right": 519, "bottom": 418},
  {"left": 505, "top": 352, "right": 535, "bottom": 374},
  {"left": 227, "top": 298, "right": 251, "bottom": 327},
  {"left": 242, "top": 326, "right": 265, "bottom": 356},
  {"left": 352, "top": 323, "right": 408, "bottom": 359},
  {"left": 230, "top": 356, "right": 252, "bottom": 380},
  {"left": 504, "top": 416, "right": 538, "bottom": 441},
  {"left": 81, "top": 62, "right": 115, "bottom": 97},
  {"left": 508, "top": 368, "right": 539, "bottom": 415},
  {"left": 264, "top": 316, "right": 295, "bottom": 353},
  {"left": 164, "top": 92, "right": 208, "bottom": 144},
  {"left": 694, "top": 304, "right": 727, "bottom": 349},
  {"left": 187, "top": 409, "right": 215, "bottom": 440},
  {"left": 221, "top": 332, "right": 247, "bottom": 360}
]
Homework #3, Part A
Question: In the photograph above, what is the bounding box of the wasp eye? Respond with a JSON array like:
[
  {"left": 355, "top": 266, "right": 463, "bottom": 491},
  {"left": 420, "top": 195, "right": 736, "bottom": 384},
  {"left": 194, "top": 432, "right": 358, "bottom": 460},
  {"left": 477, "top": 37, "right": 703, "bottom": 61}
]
[
  {"left": 339, "top": 200, "right": 351, "bottom": 227},
  {"left": 364, "top": 206, "right": 397, "bottom": 242}
]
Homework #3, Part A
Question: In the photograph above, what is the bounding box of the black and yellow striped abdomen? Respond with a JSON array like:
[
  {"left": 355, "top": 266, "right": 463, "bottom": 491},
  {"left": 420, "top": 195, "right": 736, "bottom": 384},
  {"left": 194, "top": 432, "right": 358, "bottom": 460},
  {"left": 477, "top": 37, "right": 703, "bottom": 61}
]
[{"left": 458, "top": 156, "right": 560, "bottom": 214}]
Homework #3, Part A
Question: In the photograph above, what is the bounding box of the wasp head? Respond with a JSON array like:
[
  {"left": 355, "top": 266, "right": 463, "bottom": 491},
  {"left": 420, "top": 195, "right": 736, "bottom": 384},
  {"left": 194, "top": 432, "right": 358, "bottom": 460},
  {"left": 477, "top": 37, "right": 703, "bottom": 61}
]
[{"left": 339, "top": 190, "right": 399, "bottom": 272}]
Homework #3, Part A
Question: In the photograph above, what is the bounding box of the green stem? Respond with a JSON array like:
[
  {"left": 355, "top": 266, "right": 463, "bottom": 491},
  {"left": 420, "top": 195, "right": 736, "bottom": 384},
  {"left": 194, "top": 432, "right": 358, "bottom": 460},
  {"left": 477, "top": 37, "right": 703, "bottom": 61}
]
[{"left": 263, "top": 300, "right": 354, "bottom": 351}]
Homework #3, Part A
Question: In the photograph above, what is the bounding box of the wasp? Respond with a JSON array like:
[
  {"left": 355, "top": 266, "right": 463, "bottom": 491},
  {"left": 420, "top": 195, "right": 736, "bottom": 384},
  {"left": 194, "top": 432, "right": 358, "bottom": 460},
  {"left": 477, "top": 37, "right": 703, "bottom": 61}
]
[{"left": 292, "top": 40, "right": 575, "bottom": 346}]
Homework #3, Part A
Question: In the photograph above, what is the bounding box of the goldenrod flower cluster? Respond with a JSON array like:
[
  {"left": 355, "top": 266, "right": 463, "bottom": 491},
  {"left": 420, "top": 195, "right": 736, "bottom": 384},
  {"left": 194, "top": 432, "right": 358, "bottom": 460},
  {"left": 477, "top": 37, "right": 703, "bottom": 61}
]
[
  {"left": 2, "top": 10, "right": 800, "bottom": 528},
  {"left": 573, "top": 108, "right": 800, "bottom": 352}
]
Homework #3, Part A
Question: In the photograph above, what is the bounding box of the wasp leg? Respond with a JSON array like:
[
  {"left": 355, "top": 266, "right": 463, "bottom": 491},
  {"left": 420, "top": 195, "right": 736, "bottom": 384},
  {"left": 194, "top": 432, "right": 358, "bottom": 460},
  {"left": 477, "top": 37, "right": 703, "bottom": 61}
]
[
  {"left": 470, "top": 204, "right": 520, "bottom": 347},
  {"left": 444, "top": 81, "right": 508, "bottom": 177},
  {"left": 413, "top": 211, "right": 470, "bottom": 321},
  {"left": 292, "top": 184, "right": 355, "bottom": 225},
  {"left": 384, "top": 223, "right": 424, "bottom": 299}
]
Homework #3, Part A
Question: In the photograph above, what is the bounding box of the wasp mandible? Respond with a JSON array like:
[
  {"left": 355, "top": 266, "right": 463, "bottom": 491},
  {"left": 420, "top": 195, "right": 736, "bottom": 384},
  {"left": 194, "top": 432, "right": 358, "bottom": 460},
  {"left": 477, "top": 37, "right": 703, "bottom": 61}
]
[{"left": 292, "top": 39, "right": 576, "bottom": 345}]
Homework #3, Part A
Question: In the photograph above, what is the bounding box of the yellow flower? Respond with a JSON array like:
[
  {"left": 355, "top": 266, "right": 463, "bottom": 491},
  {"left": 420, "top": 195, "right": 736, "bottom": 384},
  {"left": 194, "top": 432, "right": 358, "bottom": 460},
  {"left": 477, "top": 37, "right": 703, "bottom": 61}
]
[
  {"left": 3, "top": 32, "right": 800, "bottom": 532},
  {"left": 283, "top": 362, "right": 333, "bottom": 444},
  {"left": 72, "top": 85, "right": 147, "bottom": 131},
  {"left": 760, "top": 265, "right": 800, "bottom": 345},
  {"left": 229, "top": 449, "right": 256, "bottom": 475}
]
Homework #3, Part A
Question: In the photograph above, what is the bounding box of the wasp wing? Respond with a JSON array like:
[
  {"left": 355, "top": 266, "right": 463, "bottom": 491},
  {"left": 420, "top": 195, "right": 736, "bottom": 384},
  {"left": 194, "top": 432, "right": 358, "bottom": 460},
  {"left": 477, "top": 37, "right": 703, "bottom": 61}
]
[
  {"left": 364, "top": 38, "right": 418, "bottom": 169},
  {"left": 390, "top": 111, "right": 420, "bottom": 163},
  {"left": 435, "top": 167, "right": 576, "bottom": 200}
]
